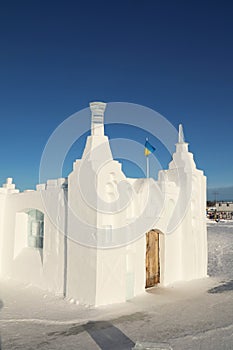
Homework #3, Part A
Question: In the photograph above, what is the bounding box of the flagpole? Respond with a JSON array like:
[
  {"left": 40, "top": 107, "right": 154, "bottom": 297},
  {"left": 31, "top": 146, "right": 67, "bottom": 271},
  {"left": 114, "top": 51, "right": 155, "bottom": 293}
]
[
  {"left": 145, "top": 137, "right": 149, "bottom": 178},
  {"left": 145, "top": 137, "right": 155, "bottom": 179}
]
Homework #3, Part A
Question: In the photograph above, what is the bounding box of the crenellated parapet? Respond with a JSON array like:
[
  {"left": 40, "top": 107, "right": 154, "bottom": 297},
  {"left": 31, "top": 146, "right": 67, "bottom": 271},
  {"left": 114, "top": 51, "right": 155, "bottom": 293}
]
[
  {"left": 0, "top": 178, "right": 19, "bottom": 194},
  {"left": 36, "top": 178, "right": 68, "bottom": 191}
]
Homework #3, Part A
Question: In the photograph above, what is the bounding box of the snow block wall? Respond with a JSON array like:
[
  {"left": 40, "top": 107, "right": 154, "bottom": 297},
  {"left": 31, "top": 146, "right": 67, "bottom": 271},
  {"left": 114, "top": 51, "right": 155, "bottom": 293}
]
[
  {"left": 0, "top": 178, "right": 67, "bottom": 295},
  {"left": 0, "top": 103, "right": 208, "bottom": 306}
]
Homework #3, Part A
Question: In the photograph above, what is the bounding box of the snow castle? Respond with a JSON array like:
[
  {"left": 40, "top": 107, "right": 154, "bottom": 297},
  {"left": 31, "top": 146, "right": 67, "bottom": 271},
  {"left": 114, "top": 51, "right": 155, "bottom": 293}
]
[{"left": 0, "top": 102, "right": 208, "bottom": 306}]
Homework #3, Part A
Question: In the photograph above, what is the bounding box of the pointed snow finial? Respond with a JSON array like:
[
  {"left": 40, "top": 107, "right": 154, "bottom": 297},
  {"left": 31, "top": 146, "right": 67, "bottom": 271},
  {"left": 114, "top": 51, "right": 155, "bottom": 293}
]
[{"left": 178, "top": 124, "right": 185, "bottom": 143}]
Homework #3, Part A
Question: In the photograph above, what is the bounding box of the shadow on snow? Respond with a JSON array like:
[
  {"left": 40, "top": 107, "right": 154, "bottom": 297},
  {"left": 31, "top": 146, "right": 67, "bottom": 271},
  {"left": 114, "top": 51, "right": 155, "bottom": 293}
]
[
  {"left": 208, "top": 280, "right": 233, "bottom": 294},
  {"left": 49, "top": 319, "right": 135, "bottom": 350}
]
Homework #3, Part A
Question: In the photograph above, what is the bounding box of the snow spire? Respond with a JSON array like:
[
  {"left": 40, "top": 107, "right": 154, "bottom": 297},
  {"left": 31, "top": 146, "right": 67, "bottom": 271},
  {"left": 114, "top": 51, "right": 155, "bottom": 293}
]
[
  {"left": 178, "top": 124, "right": 185, "bottom": 143},
  {"left": 90, "top": 102, "right": 106, "bottom": 136}
]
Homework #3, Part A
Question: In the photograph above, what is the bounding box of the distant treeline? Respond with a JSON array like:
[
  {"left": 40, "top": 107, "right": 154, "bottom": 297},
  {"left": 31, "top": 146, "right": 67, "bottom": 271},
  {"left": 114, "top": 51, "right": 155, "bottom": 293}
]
[
  {"left": 207, "top": 201, "right": 216, "bottom": 207},
  {"left": 207, "top": 200, "right": 233, "bottom": 207}
]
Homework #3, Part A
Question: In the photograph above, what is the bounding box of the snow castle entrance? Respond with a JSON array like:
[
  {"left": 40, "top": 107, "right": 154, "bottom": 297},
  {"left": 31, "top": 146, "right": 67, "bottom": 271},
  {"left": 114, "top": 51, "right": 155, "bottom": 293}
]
[{"left": 145, "top": 229, "right": 160, "bottom": 288}]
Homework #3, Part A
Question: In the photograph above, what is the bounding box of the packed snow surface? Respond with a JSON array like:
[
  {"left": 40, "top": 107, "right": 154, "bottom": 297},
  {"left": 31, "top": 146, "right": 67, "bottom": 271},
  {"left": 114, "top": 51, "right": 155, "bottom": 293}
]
[{"left": 1, "top": 220, "right": 233, "bottom": 349}]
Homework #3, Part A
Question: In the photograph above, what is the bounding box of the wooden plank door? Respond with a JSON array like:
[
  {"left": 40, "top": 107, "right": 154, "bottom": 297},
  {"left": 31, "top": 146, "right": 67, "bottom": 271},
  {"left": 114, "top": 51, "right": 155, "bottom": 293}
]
[{"left": 146, "top": 230, "right": 160, "bottom": 288}]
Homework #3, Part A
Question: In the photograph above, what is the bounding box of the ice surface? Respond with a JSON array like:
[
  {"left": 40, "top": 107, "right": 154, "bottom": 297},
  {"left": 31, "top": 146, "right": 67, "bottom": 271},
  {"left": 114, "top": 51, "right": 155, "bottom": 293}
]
[{"left": 0, "top": 220, "right": 233, "bottom": 349}]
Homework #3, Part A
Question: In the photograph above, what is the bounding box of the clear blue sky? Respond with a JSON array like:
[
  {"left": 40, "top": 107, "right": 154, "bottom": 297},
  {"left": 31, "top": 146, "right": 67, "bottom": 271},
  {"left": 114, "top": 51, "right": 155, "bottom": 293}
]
[{"left": 0, "top": 0, "right": 232, "bottom": 200}]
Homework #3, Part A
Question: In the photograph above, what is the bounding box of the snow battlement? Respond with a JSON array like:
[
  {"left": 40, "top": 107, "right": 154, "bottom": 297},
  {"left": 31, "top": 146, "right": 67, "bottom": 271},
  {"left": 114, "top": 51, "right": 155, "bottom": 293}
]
[{"left": 0, "top": 178, "right": 19, "bottom": 194}]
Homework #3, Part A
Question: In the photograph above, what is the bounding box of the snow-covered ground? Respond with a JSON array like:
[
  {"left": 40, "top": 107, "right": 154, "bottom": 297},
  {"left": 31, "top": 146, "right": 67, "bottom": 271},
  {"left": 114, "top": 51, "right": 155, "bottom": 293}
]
[{"left": 1, "top": 221, "right": 233, "bottom": 350}]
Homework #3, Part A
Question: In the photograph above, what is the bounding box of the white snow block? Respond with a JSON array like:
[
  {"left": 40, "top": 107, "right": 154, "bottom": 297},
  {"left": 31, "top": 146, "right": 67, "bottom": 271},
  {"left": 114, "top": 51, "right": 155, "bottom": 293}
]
[{"left": 132, "top": 342, "right": 173, "bottom": 349}]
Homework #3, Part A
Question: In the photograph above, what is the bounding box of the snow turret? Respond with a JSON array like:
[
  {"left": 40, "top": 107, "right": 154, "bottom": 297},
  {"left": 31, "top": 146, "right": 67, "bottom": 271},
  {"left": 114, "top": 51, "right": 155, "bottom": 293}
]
[
  {"left": 169, "top": 124, "right": 196, "bottom": 170},
  {"left": 174, "top": 123, "right": 189, "bottom": 154},
  {"left": 90, "top": 102, "right": 106, "bottom": 136},
  {"left": 81, "top": 102, "right": 112, "bottom": 162}
]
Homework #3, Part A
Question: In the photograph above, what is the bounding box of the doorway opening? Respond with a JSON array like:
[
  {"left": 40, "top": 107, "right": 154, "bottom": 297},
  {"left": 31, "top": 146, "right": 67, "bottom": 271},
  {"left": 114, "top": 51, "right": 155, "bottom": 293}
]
[{"left": 145, "top": 229, "right": 160, "bottom": 288}]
